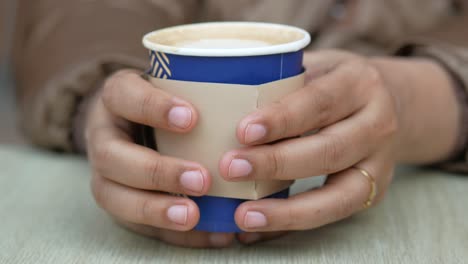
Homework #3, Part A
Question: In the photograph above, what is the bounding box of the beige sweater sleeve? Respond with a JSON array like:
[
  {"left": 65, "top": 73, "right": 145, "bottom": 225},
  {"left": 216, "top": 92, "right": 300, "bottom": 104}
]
[
  {"left": 384, "top": 0, "right": 468, "bottom": 172},
  {"left": 12, "top": 0, "right": 198, "bottom": 151},
  {"left": 314, "top": 0, "right": 456, "bottom": 52},
  {"left": 397, "top": 44, "right": 468, "bottom": 173}
]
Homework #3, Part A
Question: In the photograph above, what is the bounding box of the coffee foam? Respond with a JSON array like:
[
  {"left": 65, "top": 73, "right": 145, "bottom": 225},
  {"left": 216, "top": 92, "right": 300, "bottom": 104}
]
[
  {"left": 175, "top": 38, "right": 271, "bottom": 49},
  {"left": 147, "top": 24, "right": 304, "bottom": 49}
]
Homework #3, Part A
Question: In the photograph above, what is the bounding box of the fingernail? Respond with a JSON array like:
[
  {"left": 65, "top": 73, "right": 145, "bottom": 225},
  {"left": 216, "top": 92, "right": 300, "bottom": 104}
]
[
  {"left": 180, "top": 170, "right": 204, "bottom": 193},
  {"left": 209, "top": 233, "right": 232, "bottom": 247},
  {"left": 167, "top": 205, "right": 188, "bottom": 225},
  {"left": 244, "top": 211, "right": 267, "bottom": 228},
  {"left": 168, "top": 106, "right": 192, "bottom": 129},
  {"left": 228, "top": 159, "right": 252, "bottom": 178},
  {"left": 242, "top": 233, "right": 262, "bottom": 244},
  {"left": 244, "top": 124, "right": 267, "bottom": 144}
]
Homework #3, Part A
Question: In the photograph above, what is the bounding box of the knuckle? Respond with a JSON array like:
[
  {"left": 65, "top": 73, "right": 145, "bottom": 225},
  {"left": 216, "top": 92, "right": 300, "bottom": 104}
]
[
  {"left": 321, "top": 135, "right": 346, "bottom": 174},
  {"left": 380, "top": 113, "right": 399, "bottom": 140},
  {"left": 102, "top": 70, "right": 139, "bottom": 110},
  {"left": 93, "top": 139, "right": 116, "bottom": 165},
  {"left": 283, "top": 206, "right": 302, "bottom": 230},
  {"left": 370, "top": 109, "right": 399, "bottom": 143},
  {"left": 356, "top": 62, "right": 385, "bottom": 97},
  {"left": 138, "top": 198, "right": 156, "bottom": 224},
  {"left": 277, "top": 100, "right": 307, "bottom": 137},
  {"left": 90, "top": 175, "right": 108, "bottom": 210},
  {"left": 336, "top": 191, "right": 355, "bottom": 219},
  {"left": 143, "top": 159, "right": 166, "bottom": 190},
  {"left": 363, "top": 63, "right": 385, "bottom": 89},
  {"left": 139, "top": 92, "right": 157, "bottom": 125},
  {"left": 266, "top": 148, "right": 286, "bottom": 179},
  {"left": 271, "top": 101, "right": 293, "bottom": 138},
  {"left": 341, "top": 59, "right": 365, "bottom": 83},
  {"left": 312, "top": 87, "right": 335, "bottom": 126},
  {"left": 385, "top": 100, "right": 400, "bottom": 135},
  {"left": 101, "top": 80, "right": 114, "bottom": 104},
  {"left": 101, "top": 73, "right": 124, "bottom": 108}
]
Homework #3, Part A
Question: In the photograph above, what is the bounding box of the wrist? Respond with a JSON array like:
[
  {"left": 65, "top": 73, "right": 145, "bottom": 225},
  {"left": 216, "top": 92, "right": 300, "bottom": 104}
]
[{"left": 369, "top": 56, "right": 460, "bottom": 164}]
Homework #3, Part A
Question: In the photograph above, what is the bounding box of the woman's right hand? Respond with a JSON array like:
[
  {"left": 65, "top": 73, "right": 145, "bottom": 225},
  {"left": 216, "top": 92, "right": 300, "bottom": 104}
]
[{"left": 85, "top": 70, "right": 235, "bottom": 248}]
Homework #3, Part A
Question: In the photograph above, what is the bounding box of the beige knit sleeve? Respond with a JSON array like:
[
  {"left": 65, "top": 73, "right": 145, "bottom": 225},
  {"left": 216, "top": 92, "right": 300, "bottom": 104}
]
[
  {"left": 397, "top": 43, "right": 468, "bottom": 173},
  {"left": 12, "top": 0, "right": 199, "bottom": 151},
  {"left": 315, "top": 0, "right": 457, "bottom": 52}
]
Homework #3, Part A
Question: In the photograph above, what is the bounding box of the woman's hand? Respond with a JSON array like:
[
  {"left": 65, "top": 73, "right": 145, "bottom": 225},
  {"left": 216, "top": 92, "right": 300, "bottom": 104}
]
[
  {"left": 85, "top": 70, "right": 234, "bottom": 248},
  {"left": 219, "top": 50, "right": 460, "bottom": 244}
]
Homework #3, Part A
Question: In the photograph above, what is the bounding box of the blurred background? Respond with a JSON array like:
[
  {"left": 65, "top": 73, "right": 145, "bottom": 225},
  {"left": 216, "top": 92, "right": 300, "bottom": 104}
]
[
  {"left": 0, "top": 0, "right": 466, "bottom": 147},
  {"left": 0, "top": 0, "right": 21, "bottom": 144}
]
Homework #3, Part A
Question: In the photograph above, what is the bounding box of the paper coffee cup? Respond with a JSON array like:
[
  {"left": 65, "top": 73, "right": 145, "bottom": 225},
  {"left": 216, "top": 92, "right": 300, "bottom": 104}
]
[{"left": 142, "top": 22, "right": 311, "bottom": 232}]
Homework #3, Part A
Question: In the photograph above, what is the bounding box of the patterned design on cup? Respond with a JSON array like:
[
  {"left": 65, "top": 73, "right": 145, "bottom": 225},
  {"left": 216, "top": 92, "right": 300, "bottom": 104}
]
[{"left": 148, "top": 50, "right": 172, "bottom": 79}]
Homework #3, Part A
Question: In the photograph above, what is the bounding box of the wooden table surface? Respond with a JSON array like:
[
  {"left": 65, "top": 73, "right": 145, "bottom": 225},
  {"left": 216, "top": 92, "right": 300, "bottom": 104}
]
[{"left": 0, "top": 145, "right": 467, "bottom": 264}]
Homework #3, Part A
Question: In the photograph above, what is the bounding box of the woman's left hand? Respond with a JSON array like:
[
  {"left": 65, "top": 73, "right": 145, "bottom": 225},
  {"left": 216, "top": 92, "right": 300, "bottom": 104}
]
[{"left": 218, "top": 50, "right": 460, "bottom": 244}]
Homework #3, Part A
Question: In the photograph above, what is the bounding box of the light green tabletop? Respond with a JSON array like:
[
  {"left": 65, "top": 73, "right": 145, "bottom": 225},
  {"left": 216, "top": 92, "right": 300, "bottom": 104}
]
[{"left": 0, "top": 145, "right": 467, "bottom": 264}]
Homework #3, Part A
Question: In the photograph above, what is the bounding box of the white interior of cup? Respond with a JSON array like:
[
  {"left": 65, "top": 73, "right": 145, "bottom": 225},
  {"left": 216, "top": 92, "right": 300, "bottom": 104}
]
[{"left": 142, "top": 22, "right": 311, "bottom": 57}]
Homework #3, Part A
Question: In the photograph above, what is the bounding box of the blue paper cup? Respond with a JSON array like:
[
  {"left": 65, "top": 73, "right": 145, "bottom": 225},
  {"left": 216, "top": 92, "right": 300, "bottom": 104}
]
[{"left": 143, "top": 22, "right": 310, "bottom": 233}]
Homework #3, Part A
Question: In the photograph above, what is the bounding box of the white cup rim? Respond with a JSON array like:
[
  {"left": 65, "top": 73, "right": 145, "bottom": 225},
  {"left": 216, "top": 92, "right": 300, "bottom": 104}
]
[{"left": 142, "top": 22, "right": 311, "bottom": 57}]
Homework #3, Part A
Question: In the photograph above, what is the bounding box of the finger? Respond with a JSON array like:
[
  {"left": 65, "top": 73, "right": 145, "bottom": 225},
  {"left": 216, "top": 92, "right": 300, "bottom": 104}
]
[
  {"left": 220, "top": 94, "right": 397, "bottom": 180},
  {"left": 91, "top": 174, "right": 199, "bottom": 231},
  {"left": 303, "top": 50, "right": 361, "bottom": 74},
  {"left": 101, "top": 70, "right": 198, "bottom": 132},
  {"left": 234, "top": 151, "right": 394, "bottom": 232},
  {"left": 302, "top": 50, "right": 362, "bottom": 80},
  {"left": 237, "top": 231, "right": 289, "bottom": 245},
  {"left": 116, "top": 220, "right": 235, "bottom": 248},
  {"left": 237, "top": 57, "right": 374, "bottom": 145},
  {"left": 88, "top": 124, "right": 211, "bottom": 196}
]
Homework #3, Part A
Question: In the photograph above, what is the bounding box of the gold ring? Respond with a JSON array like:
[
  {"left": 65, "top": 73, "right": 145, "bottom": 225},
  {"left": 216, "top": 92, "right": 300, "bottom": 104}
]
[{"left": 353, "top": 167, "right": 377, "bottom": 209}]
